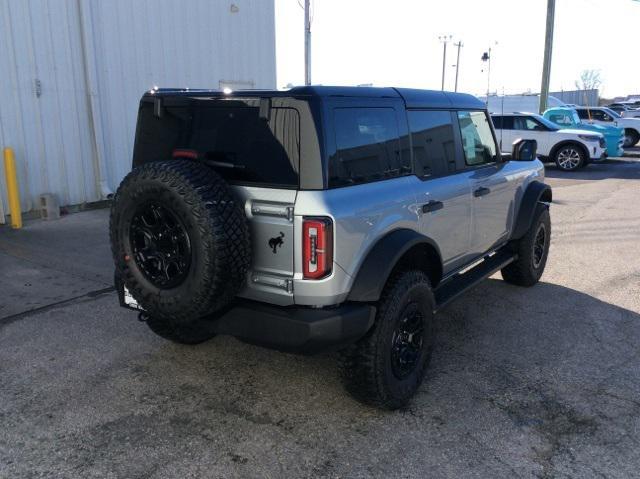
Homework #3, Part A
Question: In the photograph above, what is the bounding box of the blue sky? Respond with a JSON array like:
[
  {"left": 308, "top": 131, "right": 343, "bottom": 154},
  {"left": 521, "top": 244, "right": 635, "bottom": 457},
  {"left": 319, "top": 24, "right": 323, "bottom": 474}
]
[{"left": 275, "top": 0, "right": 640, "bottom": 97}]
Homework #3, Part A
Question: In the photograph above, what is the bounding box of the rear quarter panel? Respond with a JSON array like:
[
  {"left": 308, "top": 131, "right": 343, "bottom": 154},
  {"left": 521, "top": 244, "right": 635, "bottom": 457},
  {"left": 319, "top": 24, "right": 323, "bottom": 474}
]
[{"left": 293, "top": 176, "right": 419, "bottom": 306}]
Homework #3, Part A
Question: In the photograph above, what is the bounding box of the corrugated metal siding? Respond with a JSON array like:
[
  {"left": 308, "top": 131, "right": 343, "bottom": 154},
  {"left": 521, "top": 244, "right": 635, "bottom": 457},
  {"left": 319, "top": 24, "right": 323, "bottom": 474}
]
[
  {"left": 0, "top": 0, "right": 276, "bottom": 213},
  {"left": 0, "top": 0, "right": 96, "bottom": 211},
  {"left": 550, "top": 89, "right": 599, "bottom": 107}
]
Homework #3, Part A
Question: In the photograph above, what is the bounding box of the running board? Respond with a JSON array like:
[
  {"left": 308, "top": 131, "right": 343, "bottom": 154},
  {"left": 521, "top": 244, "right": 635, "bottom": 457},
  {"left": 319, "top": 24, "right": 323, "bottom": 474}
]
[{"left": 434, "top": 250, "right": 517, "bottom": 312}]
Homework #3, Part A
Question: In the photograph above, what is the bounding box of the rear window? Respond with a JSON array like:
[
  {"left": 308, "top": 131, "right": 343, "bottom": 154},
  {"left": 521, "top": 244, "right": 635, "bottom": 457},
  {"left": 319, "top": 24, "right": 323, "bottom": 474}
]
[
  {"left": 134, "top": 100, "right": 300, "bottom": 188},
  {"left": 329, "top": 108, "right": 408, "bottom": 187},
  {"left": 408, "top": 110, "right": 456, "bottom": 177}
]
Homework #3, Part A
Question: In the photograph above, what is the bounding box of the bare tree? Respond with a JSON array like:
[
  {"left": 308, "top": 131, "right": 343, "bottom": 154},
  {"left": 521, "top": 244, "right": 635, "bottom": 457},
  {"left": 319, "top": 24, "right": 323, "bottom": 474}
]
[{"left": 575, "top": 69, "right": 602, "bottom": 91}]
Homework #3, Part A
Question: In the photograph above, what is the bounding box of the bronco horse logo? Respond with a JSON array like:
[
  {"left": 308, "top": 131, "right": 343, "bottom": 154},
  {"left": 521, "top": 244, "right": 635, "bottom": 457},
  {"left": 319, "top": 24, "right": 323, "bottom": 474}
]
[{"left": 268, "top": 232, "right": 285, "bottom": 254}]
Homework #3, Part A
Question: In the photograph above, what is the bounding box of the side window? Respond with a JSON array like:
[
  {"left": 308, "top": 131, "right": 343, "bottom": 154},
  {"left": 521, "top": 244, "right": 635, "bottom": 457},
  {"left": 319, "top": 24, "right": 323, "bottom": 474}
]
[
  {"left": 329, "top": 108, "right": 406, "bottom": 187},
  {"left": 590, "top": 109, "right": 606, "bottom": 121},
  {"left": 513, "top": 116, "right": 524, "bottom": 130},
  {"left": 407, "top": 110, "right": 456, "bottom": 177},
  {"left": 501, "top": 116, "right": 514, "bottom": 130},
  {"left": 525, "top": 117, "right": 545, "bottom": 131},
  {"left": 457, "top": 111, "right": 498, "bottom": 166},
  {"left": 491, "top": 116, "right": 503, "bottom": 129},
  {"left": 576, "top": 109, "right": 589, "bottom": 120}
]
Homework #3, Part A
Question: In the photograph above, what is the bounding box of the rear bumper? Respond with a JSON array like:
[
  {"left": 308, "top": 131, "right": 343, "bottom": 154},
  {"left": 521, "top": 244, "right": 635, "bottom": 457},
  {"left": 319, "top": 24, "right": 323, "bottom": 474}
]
[
  {"left": 117, "top": 276, "right": 375, "bottom": 354},
  {"left": 210, "top": 300, "right": 376, "bottom": 354}
]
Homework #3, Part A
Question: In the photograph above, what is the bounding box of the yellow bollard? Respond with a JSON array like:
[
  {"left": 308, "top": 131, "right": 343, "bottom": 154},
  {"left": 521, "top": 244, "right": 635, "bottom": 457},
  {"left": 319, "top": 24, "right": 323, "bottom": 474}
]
[{"left": 3, "top": 147, "right": 22, "bottom": 229}]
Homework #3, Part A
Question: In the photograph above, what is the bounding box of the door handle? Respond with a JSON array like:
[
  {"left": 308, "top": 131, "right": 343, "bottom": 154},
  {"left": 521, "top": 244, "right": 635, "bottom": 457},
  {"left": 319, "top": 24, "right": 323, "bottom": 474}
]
[
  {"left": 474, "top": 187, "right": 491, "bottom": 197},
  {"left": 422, "top": 200, "right": 443, "bottom": 213}
]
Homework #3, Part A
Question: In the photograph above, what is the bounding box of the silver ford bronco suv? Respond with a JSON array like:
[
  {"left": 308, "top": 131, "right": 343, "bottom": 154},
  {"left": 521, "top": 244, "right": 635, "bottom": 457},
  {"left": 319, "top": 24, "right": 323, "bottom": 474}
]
[{"left": 110, "top": 86, "right": 552, "bottom": 409}]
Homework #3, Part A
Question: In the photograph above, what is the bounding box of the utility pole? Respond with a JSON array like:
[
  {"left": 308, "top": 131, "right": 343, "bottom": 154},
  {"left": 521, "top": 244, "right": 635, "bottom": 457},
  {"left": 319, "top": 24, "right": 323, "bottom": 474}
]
[
  {"left": 304, "top": 0, "right": 311, "bottom": 86},
  {"left": 439, "top": 35, "right": 452, "bottom": 91},
  {"left": 539, "top": 0, "right": 555, "bottom": 114},
  {"left": 453, "top": 41, "right": 463, "bottom": 92}
]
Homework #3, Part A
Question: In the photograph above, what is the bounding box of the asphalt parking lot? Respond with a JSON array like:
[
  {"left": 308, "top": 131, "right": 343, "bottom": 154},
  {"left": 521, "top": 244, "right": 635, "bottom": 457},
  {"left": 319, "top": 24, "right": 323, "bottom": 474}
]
[{"left": 1, "top": 158, "right": 639, "bottom": 478}]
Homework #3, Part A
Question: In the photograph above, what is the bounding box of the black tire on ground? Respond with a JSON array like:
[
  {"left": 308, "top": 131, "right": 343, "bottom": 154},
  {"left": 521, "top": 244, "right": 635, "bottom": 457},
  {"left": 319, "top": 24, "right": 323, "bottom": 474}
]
[
  {"left": 501, "top": 204, "right": 551, "bottom": 287},
  {"left": 110, "top": 160, "right": 250, "bottom": 342},
  {"left": 623, "top": 129, "right": 640, "bottom": 148},
  {"left": 144, "top": 314, "right": 219, "bottom": 345},
  {"left": 553, "top": 143, "right": 586, "bottom": 171},
  {"left": 339, "top": 271, "right": 435, "bottom": 410}
]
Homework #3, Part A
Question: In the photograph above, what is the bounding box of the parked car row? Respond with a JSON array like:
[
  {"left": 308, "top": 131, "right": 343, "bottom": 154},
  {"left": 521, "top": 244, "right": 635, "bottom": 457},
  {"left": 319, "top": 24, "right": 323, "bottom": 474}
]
[
  {"left": 607, "top": 101, "right": 640, "bottom": 118},
  {"left": 491, "top": 112, "right": 607, "bottom": 171},
  {"left": 485, "top": 95, "right": 640, "bottom": 172},
  {"left": 543, "top": 107, "right": 624, "bottom": 157},
  {"left": 573, "top": 107, "right": 640, "bottom": 147}
]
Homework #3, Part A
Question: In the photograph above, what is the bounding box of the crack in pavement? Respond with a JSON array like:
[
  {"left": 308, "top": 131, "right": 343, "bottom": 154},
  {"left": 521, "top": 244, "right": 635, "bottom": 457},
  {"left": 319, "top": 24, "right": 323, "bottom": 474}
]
[{"left": 0, "top": 287, "right": 115, "bottom": 328}]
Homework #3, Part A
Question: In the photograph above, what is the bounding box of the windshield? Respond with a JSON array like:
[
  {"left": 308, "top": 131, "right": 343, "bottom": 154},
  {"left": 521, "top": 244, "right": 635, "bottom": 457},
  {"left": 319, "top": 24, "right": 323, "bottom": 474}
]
[
  {"left": 535, "top": 115, "right": 560, "bottom": 131},
  {"left": 571, "top": 111, "right": 581, "bottom": 124}
]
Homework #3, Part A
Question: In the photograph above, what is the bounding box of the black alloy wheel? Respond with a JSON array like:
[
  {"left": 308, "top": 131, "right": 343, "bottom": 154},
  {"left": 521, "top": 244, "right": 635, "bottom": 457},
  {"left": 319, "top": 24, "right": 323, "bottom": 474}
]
[
  {"left": 532, "top": 222, "right": 547, "bottom": 269},
  {"left": 390, "top": 303, "right": 425, "bottom": 380},
  {"left": 130, "top": 202, "right": 192, "bottom": 289}
]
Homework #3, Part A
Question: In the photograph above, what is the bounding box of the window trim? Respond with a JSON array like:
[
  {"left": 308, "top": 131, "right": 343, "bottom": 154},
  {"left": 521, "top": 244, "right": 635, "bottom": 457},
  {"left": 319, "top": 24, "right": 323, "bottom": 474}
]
[
  {"left": 455, "top": 109, "right": 502, "bottom": 170},
  {"left": 327, "top": 105, "right": 410, "bottom": 189},
  {"left": 406, "top": 108, "right": 460, "bottom": 181}
]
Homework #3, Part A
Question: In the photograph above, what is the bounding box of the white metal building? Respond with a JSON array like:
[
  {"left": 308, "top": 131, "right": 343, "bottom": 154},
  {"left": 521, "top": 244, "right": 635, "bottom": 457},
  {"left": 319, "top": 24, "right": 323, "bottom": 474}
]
[{"left": 0, "top": 0, "right": 276, "bottom": 223}]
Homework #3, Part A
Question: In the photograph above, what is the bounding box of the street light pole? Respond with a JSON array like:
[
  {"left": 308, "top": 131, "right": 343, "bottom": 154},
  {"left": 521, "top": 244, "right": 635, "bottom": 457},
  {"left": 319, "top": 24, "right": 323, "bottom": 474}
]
[
  {"left": 539, "top": 0, "right": 556, "bottom": 113},
  {"left": 481, "top": 42, "right": 497, "bottom": 104},
  {"left": 439, "top": 35, "right": 452, "bottom": 91},
  {"left": 304, "top": 0, "right": 311, "bottom": 86},
  {"left": 453, "top": 41, "right": 463, "bottom": 92},
  {"left": 486, "top": 47, "right": 492, "bottom": 99}
]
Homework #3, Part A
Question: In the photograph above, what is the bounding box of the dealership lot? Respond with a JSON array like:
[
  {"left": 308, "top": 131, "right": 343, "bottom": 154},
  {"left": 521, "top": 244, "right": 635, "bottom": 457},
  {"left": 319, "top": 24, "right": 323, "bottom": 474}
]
[{"left": 1, "top": 159, "right": 639, "bottom": 478}]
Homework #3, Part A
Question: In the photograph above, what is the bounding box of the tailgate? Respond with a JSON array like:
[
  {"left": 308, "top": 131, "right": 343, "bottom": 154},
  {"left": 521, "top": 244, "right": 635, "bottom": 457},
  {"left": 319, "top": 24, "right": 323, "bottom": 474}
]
[{"left": 233, "top": 186, "right": 297, "bottom": 306}]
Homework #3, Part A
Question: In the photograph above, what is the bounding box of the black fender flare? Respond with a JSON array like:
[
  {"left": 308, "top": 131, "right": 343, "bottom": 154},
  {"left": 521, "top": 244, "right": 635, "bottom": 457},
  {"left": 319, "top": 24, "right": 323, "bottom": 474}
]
[
  {"left": 511, "top": 181, "right": 552, "bottom": 240},
  {"left": 347, "top": 229, "right": 442, "bottom": 303}
]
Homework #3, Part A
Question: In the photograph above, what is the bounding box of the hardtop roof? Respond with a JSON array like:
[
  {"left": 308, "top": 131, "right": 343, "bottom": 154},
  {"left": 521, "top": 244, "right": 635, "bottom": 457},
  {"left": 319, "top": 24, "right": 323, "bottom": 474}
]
[{"left": 145, "top": 85, "right": 485, "bottom": 110}]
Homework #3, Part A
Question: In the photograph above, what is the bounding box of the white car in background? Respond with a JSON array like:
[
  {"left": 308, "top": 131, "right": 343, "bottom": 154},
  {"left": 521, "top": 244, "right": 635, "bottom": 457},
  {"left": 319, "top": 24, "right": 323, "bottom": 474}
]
[
  {"left": 574, "top": 107, "right": 640, "bottom": 147},
  {"left": 606, "top": 103, "right": 640, "bottom": 118},
  {"left": 491, "top": 112, "right": 606, "bottom": 171}
]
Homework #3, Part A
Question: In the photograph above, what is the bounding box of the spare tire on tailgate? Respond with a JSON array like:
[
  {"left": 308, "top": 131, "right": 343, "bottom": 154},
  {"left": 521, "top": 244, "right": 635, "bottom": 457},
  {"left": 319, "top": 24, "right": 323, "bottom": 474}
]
[{"left": 110, "top": 160, "right": 250, "bottom": 325}]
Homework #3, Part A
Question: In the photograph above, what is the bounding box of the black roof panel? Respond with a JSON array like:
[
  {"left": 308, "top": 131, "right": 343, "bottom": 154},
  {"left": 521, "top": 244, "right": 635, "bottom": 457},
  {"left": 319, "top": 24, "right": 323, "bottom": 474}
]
[
  {"left": 395, "top": 88, "right": 485, "bottom": 109},
  {"left": 145, "top": 85, "right": 485, "bottom": 109}
]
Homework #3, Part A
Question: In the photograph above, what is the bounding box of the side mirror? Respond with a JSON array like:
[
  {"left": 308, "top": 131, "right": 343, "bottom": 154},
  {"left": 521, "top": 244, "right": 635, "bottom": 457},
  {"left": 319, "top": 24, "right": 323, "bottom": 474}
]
[{"left": 511, "top": 138, "right": 537, "bottom": 161}]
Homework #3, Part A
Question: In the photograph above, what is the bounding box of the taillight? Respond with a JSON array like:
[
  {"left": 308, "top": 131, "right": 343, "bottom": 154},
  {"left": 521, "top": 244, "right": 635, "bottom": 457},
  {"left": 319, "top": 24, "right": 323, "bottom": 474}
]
[
  {"left": 172, "top": 148, "right": 199, "bottom": 159},
  {"left": 303, "top": 217, "right": 333, "bottom": 280}
]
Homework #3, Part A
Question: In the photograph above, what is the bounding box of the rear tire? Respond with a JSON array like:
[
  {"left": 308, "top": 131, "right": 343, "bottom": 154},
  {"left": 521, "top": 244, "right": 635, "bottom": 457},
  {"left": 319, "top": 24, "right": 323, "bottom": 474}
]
[
  {"left": 339, "top": 271, "right": 435, "bottom": 410},
  {"left": 501, "top": 204, "right": 551, "bottom": 287},
  {"left": 553, "top": 143, "right": 585, "bottom": 171}
]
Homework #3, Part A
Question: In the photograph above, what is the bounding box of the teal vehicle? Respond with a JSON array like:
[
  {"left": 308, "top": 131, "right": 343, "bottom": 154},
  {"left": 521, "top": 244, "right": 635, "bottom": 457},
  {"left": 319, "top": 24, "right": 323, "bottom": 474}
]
[{"left": 544, "top": 107, "right": 624, "bottom": 157}]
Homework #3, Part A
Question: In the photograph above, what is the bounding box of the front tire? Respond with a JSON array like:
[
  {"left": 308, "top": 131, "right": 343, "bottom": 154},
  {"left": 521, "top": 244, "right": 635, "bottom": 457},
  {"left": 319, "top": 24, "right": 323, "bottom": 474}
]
[
  {"left": 501, "top": 204, "right": 551, "bottom": 287},
  {"left": 339, "top": 271, "right": 435, "bottom": 410},
  {"left": 623, "top": 129, "right": 639, "bottom": 148},
  {"left": 554, "top": 144, "right": 585, "bottom": 171}
]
